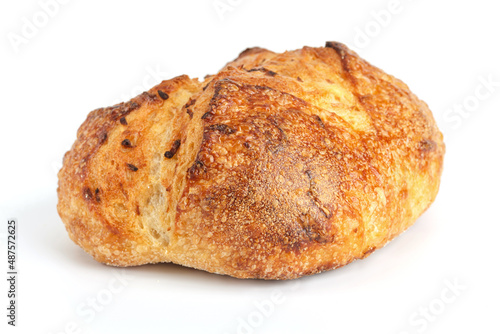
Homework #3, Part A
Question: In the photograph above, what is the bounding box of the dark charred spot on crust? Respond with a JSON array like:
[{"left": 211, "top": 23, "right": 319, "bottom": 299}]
[
  {"left": 247, "top": 67, "right": 277, "bottom": 77},
  {"left": 143, "top": 91, "right": 159, "bottom": 102},
  {"left": 325, "top": 41, "right": 354, "bottom": 82},
  {"left": 135, "top": 204, "right": 141, "bottom": 216},
  {"left": 211, "top": 79, "right": 233, "bottom": 98},
  {"left": 202, "top": 83, "right": 210, "bottom": 91},
  {"left": 121, "top": 139, "right": 133, "bottom": 148},
  {"left": 297, "top": 77, "right": 303, "bottom": 82},
  {"left": 187, "top": 160, "right": 206, "bottom": 179},
  {"left": 325, "top": 41, "right": 347, "bottom": 58},
  {"left": 115, "top": 101, "right": 140, "bottom": 121},
  {"left": 157, "top": 90, "right": 169, "bottom": 100},
  {"left": 128, "top": 101, "right": 140, "bottom": 110},
  {"left": 313, "top": 115, "right": 325, "bottom": 128},
  {"left": 98, "top": 132, "right": 108, "bottom": 145},
  {"left": 95, "top": 188, "right": 101, "bottom": 202},
  {"left": 297, "top": 211, "right": 332, "bottom": 245},
  {"left": 164, "top": 139, "right": 181, "bottom": 158},
  {"left": 266, "top": 70, "right": 277, "bottom": 77},
  {"left": 107, "top": 101, "right": 140, "bottom": 123},
  {"left": 119, "top": 117, "right": 128, "bottom": 125},
  {"left": 127, "top": 163, "right": 138, "bottom": 171},
  {"left": 184, "top": 98, "right": 196, "bottom": 109},
  {"left": 243, "top": 142, "right": 250, "bottom": 149},
  {"left": 83, "top": 187, "right": 93, "bottom": 201},
  {"left": 206, "top": 124, "right": 236, "bottom": 135},
  {"left": 201, "top": 112, "right": 213, "bottom": 120},
  {"left": 183, "top": 98, "right": 196, "bottom": 120},
  {"left": 112, "top": 101, "right": 140, "bottom": 122},
  {"left": 418, "top": 139, "right": 436, "bottom": 154}
]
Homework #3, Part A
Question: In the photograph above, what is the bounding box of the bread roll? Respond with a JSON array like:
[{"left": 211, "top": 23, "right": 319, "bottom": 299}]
[{"left": 57, "top": 42, "right": 444, "bottom": 279}]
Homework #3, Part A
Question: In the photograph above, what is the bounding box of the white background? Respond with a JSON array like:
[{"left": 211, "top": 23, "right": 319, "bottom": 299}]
[{"left": 1, "top": 0, "right": 499, "bottom": 333}]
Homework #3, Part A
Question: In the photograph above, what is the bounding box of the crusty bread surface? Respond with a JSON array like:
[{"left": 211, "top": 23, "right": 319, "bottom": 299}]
[{"left": 57, "top": 42, "right": 444, "bottom": 279}]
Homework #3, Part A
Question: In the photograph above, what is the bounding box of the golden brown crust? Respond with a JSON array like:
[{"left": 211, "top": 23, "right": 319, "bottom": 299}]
[{"left": 57, "top": 42, "right": 444, "bottom": 279}]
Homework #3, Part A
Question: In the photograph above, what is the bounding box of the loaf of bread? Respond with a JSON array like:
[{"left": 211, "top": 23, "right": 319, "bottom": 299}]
[{"left": 57, "top": 42, "right": 444, "bottom": 279}]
